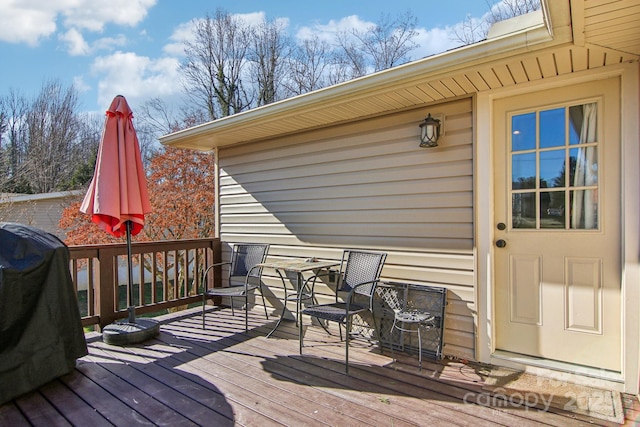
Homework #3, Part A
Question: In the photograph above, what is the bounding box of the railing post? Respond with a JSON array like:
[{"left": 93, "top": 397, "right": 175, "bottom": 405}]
[
  {"left": 96, "top": 246, "right": 117, "bottom": 330},
  {"left": 211, "top": 238, "right": 222, "bottom": 304}
]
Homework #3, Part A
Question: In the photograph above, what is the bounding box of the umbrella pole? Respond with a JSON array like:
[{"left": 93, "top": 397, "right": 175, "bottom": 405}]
[
  {"left": 126, "top": 220, "right": 136, "bottom": 323},
  {"left": 102, "top": 219, "right": 159, "bottom": 345}
]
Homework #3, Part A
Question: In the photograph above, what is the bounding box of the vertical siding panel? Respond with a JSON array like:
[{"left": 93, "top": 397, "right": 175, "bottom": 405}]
[{"left": 219, "top": 97, "right": 475, "bottom": 360}]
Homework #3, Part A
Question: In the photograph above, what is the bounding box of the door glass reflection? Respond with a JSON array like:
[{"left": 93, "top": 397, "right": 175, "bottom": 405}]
[
  {"left": 512, "top": 153, "right": 536, "bottom": 190},
  {"left": 540, "top": 108, "right": 565, "bottom": 148},
  {"left": 512, "top": 112, "right": 536, "bottom": 151},
  {"left": 540, "top": 150, "right": 565, "bottom": 188},
  {"left": 541, "top": 191, "right": 565, "bottom": 228},
  {"left": 512, "top": 193, "right": 536, "bottom": 229},
  {"left": 570, "top": 190, "right": 598, "bottom": 229},
  {"left": 569, "top": 147, "right": 598, "bottom": 187},
  {"left": 569, "top": 105, "right": 583, "bottom": 145}
]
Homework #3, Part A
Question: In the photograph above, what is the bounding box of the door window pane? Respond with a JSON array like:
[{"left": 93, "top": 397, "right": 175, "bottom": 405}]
[
  {"left": 569, "top": 105, "right": 585, "bottom": 145},
  {"left": 541, "top": 191, "right": 565, "bottom": 228},
  {"left": 512, "top": 153, "right": 536, "bottom": 189},
  {"left": 540, "top": 150, "right": 565, "bottom": 188},
  {"left": 570, "top": 190, "right": 598, "bottom": 229},
  {"left": 512, "top": 193, "right": 536, "bottom": 229},
  {"left": 569, "top": 147, "right": 598, "bottom": 187},
  {"left": 512, "top": 112, "right": 536, "bottom": 151},
  {"left": 540, "top": 108, "right": 565, "bottom": 148}
]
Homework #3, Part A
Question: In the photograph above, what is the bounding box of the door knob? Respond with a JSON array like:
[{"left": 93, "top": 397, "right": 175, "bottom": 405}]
[{"left": 496, "top": 239, "right": 507, "bottom": 248}]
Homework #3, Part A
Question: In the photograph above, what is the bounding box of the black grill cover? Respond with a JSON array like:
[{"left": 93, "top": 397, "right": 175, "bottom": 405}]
[{"left": 0, "top": 222, "right": 88, "bottom": 404}]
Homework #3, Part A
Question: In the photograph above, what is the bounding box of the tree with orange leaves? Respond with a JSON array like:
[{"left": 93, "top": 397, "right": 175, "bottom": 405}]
[
  {"left": 60, "top": 147, "right": 215, "bottom": 245},
  {"left": 144, "top": 147, "right": 215, "bottom": 241}
]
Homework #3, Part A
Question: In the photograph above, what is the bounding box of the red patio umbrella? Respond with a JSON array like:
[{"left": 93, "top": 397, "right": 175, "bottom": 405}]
[
  {"left": 80, "top": 95, "right": 157, "bottom": 345},
  {"left": 81, "top": 95, "right": 151, "bottom": 237}
]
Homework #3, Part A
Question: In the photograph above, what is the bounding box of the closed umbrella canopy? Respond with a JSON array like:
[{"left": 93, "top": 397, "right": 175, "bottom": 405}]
[
  {"left": 80, "top": 95, "right": 151, "bottom": 236},
  {"left": 79, "top": 95, "right": 158, "bottom": 343}
]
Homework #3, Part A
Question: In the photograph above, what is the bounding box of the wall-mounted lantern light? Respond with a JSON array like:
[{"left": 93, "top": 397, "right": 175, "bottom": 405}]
[{"left": 419, "top": 113, "right": 442, "bottom": 148}]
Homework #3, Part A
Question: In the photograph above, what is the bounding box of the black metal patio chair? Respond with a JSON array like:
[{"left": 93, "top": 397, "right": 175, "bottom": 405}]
[
  {"left": 299, "top": 249, "right": 387, "bottom": 373},
  {"left": 202, "top": 243, "right": 270, "bottom": 332}
]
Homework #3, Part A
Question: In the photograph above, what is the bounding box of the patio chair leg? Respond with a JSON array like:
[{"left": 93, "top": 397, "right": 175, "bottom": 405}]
[
  {"left": 371, "top": 310, "right": 379, "bottom": 351},
  {"left": 245, "top": 294, "right": 249, "bottom": 332},
  {"left": 345, "top": 318, "right": 350, "bottom": 374},
  {"left": 202, "top": 294, "right": 206, "bottom": 329},
  {"left": 299, "top": 314, "right": 304, "bottom": 354},
  {"left": 260, "top": 286, "right": 269, "bottom": 320},
  {"left": 418, "top": 326, "right": 422, "bottom": 372},
  {"left": 389, "top": 318, "right": 397, "bottom": 368},
  {"left": 230, "top": 296, "right": 236, "bottom": 317}
]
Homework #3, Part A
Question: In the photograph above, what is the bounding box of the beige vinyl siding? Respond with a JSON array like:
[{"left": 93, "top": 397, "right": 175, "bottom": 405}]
[
  {"left": 0, "top": 191, "right": 82, "bottom": 239},
  {"left": 217, "top": 97, "right": 475, "bottom": 360}
]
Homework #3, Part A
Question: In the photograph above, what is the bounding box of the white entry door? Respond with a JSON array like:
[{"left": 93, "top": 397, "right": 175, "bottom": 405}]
[{"left": 493, "top": 78, "right": 621, "bottom": 372}]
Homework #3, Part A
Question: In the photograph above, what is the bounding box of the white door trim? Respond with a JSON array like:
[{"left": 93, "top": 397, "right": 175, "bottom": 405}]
[{"left": 475, "top": 62, "right": 640, "bottom": 394}]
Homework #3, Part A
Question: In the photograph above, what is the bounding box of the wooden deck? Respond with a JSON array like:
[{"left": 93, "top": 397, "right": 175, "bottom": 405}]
[{"left": 1, "top": 306, "right": 638, "bottom": 426}]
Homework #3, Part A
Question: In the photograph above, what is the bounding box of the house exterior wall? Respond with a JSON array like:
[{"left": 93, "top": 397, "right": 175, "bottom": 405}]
[
  {"left": 217, "top": 97, "right": 476, "bottom": 360},
  {"left": 0, "top": 191, "right": 82, "bottom": 239}
]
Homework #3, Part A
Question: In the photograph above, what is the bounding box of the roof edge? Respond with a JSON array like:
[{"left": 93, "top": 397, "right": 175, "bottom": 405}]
[{"left": 0, "top": 189, "right": 85, "bottom": 204}]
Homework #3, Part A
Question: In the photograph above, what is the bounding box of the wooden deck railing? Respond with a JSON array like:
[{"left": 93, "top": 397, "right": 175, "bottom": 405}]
[{"left": 68, "top": 238, "right": 221, "bottom": 329}]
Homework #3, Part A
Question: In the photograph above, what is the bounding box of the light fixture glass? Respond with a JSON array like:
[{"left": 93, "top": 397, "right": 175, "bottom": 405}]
[{"left": 419, "top": 113, "right": 441, "bottom": 148}]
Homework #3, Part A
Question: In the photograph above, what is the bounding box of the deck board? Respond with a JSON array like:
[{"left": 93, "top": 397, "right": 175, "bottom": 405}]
[
  {"left": 59, "top": 368, "right": 156, "bottom": 426},
  {"left": 38, "top": 377, "right": 112, "bottom": 427},
  {"left": 0, "top": 402, "right": 30, "bottom": 426},
  {"left": 14, "top": 389, "right": 72, "bottom": 427},
  {"left": 1, "top": 306, "right": 634, "bottom": 426}
]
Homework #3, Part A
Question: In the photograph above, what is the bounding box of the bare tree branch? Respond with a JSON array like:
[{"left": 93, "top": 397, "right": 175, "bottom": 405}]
[
  {"left": 353, "top": 11, "right": 419, "bottom": 72},
  {"left": 249, "top": 18, "right": 291, "bottom": 106},
  {"left": 180, "top": 9, "right": 252, "bottom": 120},
  {"left": 284, "top": 35, "right": 332, "bottom": 96}
]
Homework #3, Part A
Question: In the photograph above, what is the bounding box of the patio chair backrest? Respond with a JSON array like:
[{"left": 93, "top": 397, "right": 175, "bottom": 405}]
[
  {"left": 338, "top": 250, "right": 387, "bottom": 297},
  {"left": 229, "top": 244, "right": 269, "bottom": 280}
]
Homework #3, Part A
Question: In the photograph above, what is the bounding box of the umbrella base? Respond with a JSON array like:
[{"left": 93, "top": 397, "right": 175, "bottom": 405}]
[{"left": 102, "top": 318, "right": 160, "bottom": 346}]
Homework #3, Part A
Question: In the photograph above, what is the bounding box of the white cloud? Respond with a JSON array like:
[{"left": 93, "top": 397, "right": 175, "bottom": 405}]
[
  {"left": 236, "top": 11, "right": 267, "bottom": 27},
  {"left": 296, "top": 15, "right": 371, "bottom": 44},
  {"left": 62, "top": 0, "right": 157, "bottom": 32},
  {"left": 73, "top": 75, "right": 91, "bottom": 93},
  {"left": 92, "top": 35, "right": 128, "bottom": 52},
  {"left": 0, "top": 0, "right": 155, "bottom": 46},
  {"left": 91, "top": 51, "right": 182, "bottom": 109},
  {"left": 412, "top": 26, "right": 464, "bottom": 59},
  {"left": 163, "top": 20, "right": 196, "bottom": 57},
  {"left": 0, "top": 1, "right": 60, "bottom": 45},
  {"left": 60, "top": 28, "right": 127, "bottom": 56},
  {"left": 59, "top": 28, "right": 90, "bottom": 56}
]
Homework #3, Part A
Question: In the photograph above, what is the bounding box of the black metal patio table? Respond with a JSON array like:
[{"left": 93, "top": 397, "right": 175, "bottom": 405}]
[{"left": 257, "top": 259, "right": 340, "bottom": 338}]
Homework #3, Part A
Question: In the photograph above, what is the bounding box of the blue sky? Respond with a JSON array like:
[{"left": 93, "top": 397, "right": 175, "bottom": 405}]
[{"left": 0, "top": 1, "right": 494, "bottom": 115}]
